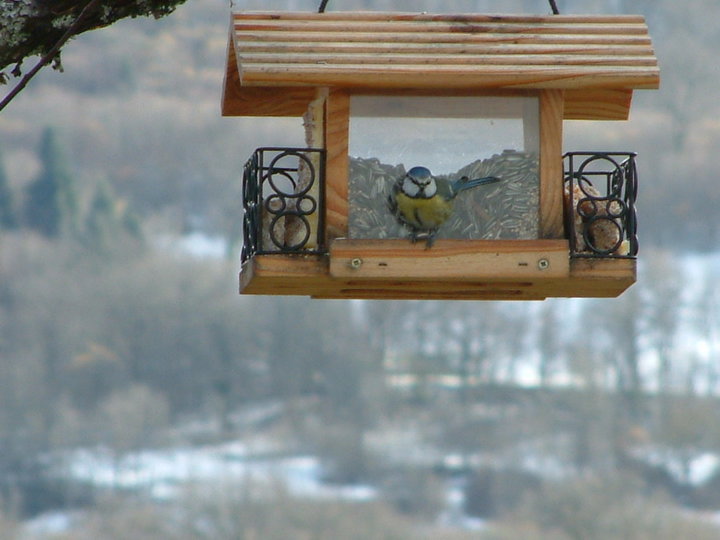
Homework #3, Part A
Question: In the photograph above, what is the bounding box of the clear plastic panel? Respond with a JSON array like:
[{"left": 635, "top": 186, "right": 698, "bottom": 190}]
[{"left": 348, "top": 96, "right": 540, "bottom": 241}]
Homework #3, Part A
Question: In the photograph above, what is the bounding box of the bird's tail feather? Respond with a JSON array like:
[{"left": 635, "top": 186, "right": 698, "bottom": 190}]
[{"left": 450, "top": 176, "right": 501, "bottom": 196}]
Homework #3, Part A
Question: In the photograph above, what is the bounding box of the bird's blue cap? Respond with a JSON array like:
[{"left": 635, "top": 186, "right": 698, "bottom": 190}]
[{"left": 407, "top": 166, "right": 432, "bottom": 178}]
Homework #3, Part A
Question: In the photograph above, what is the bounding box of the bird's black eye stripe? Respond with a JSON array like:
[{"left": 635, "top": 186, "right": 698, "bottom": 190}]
[{"left": 408, "top": 175, "right": 423, "bottom": 187}]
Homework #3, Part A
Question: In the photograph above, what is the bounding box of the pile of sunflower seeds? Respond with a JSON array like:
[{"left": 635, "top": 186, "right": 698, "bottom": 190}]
[{"left": 348, "top": 150, "right": 539, "bottom": 240}]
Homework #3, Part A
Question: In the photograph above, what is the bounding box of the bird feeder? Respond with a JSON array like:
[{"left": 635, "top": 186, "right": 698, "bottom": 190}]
[{"left": 222, "top": 11, "right": 659, "bottom": 300}]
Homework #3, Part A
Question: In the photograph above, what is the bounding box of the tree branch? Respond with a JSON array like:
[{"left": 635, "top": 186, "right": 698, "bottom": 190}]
[
  {"left": 0, "top": 0, "right": 101, "bottom": 112},
  {"left": 0, "top": 0, "right": 188, "bottom": 111}
]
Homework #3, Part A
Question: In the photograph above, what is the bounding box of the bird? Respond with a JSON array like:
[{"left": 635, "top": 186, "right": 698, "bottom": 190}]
[{"left": 387, "top": 166, "right": 501, "bottom": 247}]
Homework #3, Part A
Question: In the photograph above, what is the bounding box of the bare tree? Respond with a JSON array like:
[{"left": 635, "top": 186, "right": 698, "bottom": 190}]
[
  {"left": 692, "top": 267, "right": 720, "bottom": 395},
  {"left": 643, "top": 251, "right": 684, "bottom": 403},
  {"left": 537, "top": 301, "right": 562, "bottom": 386}
]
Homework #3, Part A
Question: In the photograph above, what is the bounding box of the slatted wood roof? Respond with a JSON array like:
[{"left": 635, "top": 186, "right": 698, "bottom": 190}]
[{"left": 222, "top": 12, "right": 659, "bottom": 120}]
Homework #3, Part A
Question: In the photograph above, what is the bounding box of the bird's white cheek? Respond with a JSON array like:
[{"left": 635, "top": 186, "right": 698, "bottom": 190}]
[
  {"left": 402, "top": 179, "right": 420, "bottom": 197},
  {"left": 425, "top": 184, "right": 437, "bottom": 198}
]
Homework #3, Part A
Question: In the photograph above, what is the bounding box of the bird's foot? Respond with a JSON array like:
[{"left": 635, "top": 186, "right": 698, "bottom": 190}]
[{"left": 408, "top": 231, "right": 437, "bottom": 248}]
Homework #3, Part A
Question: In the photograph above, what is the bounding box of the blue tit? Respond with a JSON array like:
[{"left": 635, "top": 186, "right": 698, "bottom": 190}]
[{"left": 387, "top": 166, "right": 501, "bottom": 247}]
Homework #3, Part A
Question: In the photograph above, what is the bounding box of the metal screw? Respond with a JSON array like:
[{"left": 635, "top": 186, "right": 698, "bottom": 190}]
[
  {"left": 349, "top": 258, "right": 363, "bottom": 270},
  {"left": 538, "top": 258, "right": 550, "bottom": 270}
]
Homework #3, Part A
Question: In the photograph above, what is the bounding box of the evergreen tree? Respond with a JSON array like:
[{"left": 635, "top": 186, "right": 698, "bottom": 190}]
[
  {"left": 0, "top": 145, "right": 17, "bottom": 230},
  {"left": 24, "top": 127, "right": 79, "bottom": 238},
  {"left": 84, "top": 179, "right": 143, "bottom": 253},
  {"left": 84, "top": 180, "right": 116, "bottom": 253}
]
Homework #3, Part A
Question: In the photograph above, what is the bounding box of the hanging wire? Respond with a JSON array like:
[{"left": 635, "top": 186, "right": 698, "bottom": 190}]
[{"left": 318, "top": 0, "right": 329, "bottom": 13}]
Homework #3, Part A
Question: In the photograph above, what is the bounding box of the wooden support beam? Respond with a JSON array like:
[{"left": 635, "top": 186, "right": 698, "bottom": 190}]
[
  {"left": 222, "top": 35, "right": 315, "bottom": 117},
  {"left": 240, "top": 252, "right": 635, "bottom": 299},
  {"left": 324, "top": 89, "right": 350, "bottom": 241},
  {"left": 539, "top": 89, "right": 565, "bottom": 239},
  {"left": 564, "top": 88, "right": 632, "bottom": 121},
  {"left": 329, "top": 239, "right": 569, "bottom": 280}
]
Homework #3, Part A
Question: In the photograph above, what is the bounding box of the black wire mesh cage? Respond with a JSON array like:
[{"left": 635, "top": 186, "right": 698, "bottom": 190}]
[
  {"left": 563, "top": 152, "right": 638, "bottom": 259},
  {"left": 242, "top": 147, "right": 327, "bottom": 262}
]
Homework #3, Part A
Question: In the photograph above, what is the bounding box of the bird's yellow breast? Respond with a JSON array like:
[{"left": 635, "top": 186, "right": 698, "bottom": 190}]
[{"left": 394, "top": 192, "right": 454, "bottom": 230}]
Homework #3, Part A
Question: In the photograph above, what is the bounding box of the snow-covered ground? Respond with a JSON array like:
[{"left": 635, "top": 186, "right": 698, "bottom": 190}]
[
  {"left": 63, "top": 440, "right": 376, "bottom": 503},
  {"left": 22, "top": 511, "right": 82, "bottom": 538},
  {"left": 629, "top": 446, "right": 720, "bottom": 486},
  {"left": 154, "top": 232, "right": 227, "bottom": 259},
  {"left": 23, "top": 437, "right": 377, "bottom": 537},
  {"left": 19, "top": 406, "right": 720, "bottom": 538}
]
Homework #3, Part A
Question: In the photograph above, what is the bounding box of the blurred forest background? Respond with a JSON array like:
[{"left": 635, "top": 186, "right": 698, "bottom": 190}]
[{"left": 2, "top": 0, "right": 720, "bottom": 538}]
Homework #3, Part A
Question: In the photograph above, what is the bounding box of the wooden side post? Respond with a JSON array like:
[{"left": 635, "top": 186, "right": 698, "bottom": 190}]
[
  {"left": 539, "top": 89, "right": 565, "bottom": 239},
  {"left": 324, "top": 89, "right": 350, "bottom": 241}
]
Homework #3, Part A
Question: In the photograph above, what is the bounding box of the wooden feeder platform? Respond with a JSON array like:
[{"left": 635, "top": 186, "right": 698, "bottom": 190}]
[{"left": 240, "top": 240, "right": 635, "bottom": 300}]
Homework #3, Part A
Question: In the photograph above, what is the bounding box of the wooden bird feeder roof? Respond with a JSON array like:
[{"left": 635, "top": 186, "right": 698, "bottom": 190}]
[{"left": 222, "top": 11, "right": 659, "bottom": 120}]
